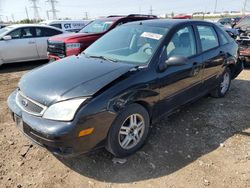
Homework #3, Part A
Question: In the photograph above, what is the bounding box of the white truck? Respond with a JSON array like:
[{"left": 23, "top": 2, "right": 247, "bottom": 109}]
[{"left": 40, "top": 20, "right": 92, "bottom": 32}]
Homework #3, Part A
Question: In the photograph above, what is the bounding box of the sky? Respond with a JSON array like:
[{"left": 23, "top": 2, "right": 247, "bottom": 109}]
[{"left": 0, "top": 0, "right": 246, "bottom": 21}]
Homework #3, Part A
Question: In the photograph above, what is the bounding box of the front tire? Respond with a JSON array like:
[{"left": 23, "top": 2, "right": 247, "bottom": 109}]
[
  {"left": 106, "top": 104, "right": 150, "bottom": 157},
  {"left": 210, "top": 67, "right": 231, "bottom": 98}
]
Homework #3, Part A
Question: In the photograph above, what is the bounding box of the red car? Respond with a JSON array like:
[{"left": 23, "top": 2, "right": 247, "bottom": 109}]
[
  {"left": 47, "top": 14, "right": 157, "bottom": 61},
  {"left": 173, "top": 15, "right": 192, "bottom": 19}
]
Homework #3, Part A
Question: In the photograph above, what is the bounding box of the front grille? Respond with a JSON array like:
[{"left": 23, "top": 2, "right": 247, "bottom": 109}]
[
  {"left": 16, "top": 91, "right": 46, "bottom": 116},
  {"left": 47, "top": 40, "right": 65, "bottom": 56}
]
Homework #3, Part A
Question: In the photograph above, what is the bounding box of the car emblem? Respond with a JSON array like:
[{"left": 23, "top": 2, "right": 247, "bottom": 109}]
[{"left": 21, "top": 99, "right": 28, "bottom": 107}]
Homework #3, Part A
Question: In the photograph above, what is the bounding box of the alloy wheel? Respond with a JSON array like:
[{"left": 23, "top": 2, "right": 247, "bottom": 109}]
[
  {"left": 118, "top": 114, "right": 145, "bottom": 150},
  {"left": 220, "top": 72, "right": 230, "bottom": 94}
]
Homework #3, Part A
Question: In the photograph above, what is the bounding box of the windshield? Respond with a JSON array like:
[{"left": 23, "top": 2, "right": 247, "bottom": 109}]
[
  {"left": 0, "top": 27, "right": 11, "bottom": 36},
  {"left": 80, "top": 19, "right": 114, "bottom": 34},
  {"left": 84, "top": 24, "right": 168, "bottom": 65}
]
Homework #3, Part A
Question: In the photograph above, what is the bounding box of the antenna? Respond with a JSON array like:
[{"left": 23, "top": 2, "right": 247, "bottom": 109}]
[
  {"left": 46, "top": 0, "right": 59, "bottom": 20},
  {"left": 30, "top": 0, "right": 40, "bottom": 20}
]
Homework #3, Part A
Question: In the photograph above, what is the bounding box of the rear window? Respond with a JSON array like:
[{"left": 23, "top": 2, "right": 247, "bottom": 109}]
[
  {"left": 36, "top": 27, "right": 62, "bottom": 37},
  {"left": 50, "top": 24, "right": 62, "bottom": 29},
  {"left": 197, "top": 26, "right": 219, "bottom": 51}
]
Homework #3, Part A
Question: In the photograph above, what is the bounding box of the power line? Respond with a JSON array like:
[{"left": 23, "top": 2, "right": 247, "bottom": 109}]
[
  {"left": 47, "top": 0, "right": 59, "bottom": 20},
  {"left": 30, "top": 0, "right": 40, "bottom": 20}
]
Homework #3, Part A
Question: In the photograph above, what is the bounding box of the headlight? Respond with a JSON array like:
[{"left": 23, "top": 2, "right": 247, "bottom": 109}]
[
  {"left": 43, "top": 98, "right": 88, "bottom": 121},
  {"left": 66, "top": 43, "right": 81, "bottom": 49}
]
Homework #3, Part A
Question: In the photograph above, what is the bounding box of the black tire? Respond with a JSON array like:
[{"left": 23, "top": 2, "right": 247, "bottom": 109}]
[
  {"left": 244, "top": 61, "right": 250, "bottom": 67},
  {"left": 106, "top": 104, "right": 150, "bottom": 157},
  {"left": 210, "top": 67, "right": 231, "bottom": 98}
]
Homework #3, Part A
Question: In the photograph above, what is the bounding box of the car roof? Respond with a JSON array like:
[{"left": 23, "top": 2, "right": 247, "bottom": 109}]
[
  {"left": 95, "top": 14, "right": 157, "bottom": 22},
  {"left": 126, "top": 19, "right": 214, "bottom": 28},
  {"left": 5, "top": 24, "right": 65, "bottom": 32}
]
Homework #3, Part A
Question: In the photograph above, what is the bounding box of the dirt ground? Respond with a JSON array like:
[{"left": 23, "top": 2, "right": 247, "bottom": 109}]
[{"left": 0, "top": 61, "right": 249, "bottom": 188}]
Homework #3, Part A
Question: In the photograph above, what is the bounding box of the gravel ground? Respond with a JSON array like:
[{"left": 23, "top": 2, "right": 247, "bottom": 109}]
[{"left": 0, "top": 61, "right": 249, "bottom": 188}]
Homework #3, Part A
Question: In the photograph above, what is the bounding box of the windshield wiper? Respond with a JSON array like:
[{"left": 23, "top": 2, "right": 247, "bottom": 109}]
[{"left": 88, "top": 55, "right": 118, "bottom": 63}]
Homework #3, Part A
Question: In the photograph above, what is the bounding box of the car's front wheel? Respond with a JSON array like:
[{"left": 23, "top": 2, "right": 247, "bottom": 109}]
[
  {"left": 210, "top": 67, "right": 231, "bottom": 98},
  {"left": 106, "top": 104, "right": 150, "bottom": 157}
]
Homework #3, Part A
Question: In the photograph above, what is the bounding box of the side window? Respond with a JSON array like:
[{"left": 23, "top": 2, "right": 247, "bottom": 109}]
[
  {"left": 9, "top": 29, "right": 22, "bottom": 39},
  {"left": 36, "top": 27, "right": 62, "bottom": 37},
  {"left": 50, "top": 24, "right": 62, "bottom": 29},
  {"left": 165, "top": 26, "right": 196, "bottom": 59},
  {"left": 217, "top": 29, "right": 229, "bottom": 45},
  {"left": 9, "top": 28, "right": 35, "bottom": 39},
  {"left": 197, "top": 26, "right": 219, "bottom": 51},
  {"left": 22, "top": 28, "right": 35, "bottom": 38},
  {"left": 35, "top": 27, "right": 43, "bottom": 37}
]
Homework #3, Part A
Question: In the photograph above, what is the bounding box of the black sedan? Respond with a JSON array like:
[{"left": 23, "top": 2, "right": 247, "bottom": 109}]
[{"left": 8, "top": 19, "right": 243, "bottom": 157}]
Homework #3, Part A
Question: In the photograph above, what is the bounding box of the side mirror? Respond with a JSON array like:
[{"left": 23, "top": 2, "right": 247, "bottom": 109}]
[
  {"left": 159, "top": 56, "right": 187, "bottom": 71},
  {"left": 2, "top": 35, "right": 12, "bottom": 40}
]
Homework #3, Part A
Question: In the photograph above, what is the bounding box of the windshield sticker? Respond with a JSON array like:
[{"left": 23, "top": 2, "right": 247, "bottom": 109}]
[
  {"left": 104, "top": 21, "right": 113, "bottom": 24},
  {"left": 141, "top": 32, "right": 163, "bottom": 40}
]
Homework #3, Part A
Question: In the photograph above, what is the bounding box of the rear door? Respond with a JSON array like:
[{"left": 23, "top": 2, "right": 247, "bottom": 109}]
[
  {"left": 195, "top": 24, "right": 226, "bottom": 91},
  {"left": 157, "top": 25, "right": 204, "bottom": 115},
  {"left": 1, "top": 27, "right": 38, "bottom": 62},
  {"left": 35, "top": 27, "right": 63, "bottom": 59}
]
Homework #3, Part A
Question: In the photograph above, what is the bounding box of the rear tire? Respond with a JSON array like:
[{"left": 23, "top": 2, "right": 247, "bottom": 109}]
[
  {"left": 106, "top": 104, "right": 150, "bottom": 157},
  {"left": 210, "top": 67, "right": 231, "bottom": 98}
]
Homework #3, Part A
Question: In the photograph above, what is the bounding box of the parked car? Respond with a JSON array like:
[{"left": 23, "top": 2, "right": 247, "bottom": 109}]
[
  {"left": 237, "top": 37, "right": 250, "bottom": 66},
  {"left": 0, "top": 24, "right": 65, "bottom": 65},
  {"left": 173, "top": 14, "right": 192, "bottom": 19},
  {"left": 215, "top": 23, "right": 239, "bottom": 39},
  {"left": 0, "top": 23, "right": 9, "bottom": 29},
  {"left": 217, "top": 18, "right": 232, "bottom": 25},
  {"left": 40, "top": 20, "right": 91, "bottom": 32},
  {"left": 234, "top": 15, "right": 250, "bottom": 31},
  {"left": 8, "top": 19, "right": 243, "bottom": 157},
  {"left": 47, "top": 14, "right": 157, "bottom": 61},
  {"left": 234, "top": 15, "right": 250, "bottom": 66}
]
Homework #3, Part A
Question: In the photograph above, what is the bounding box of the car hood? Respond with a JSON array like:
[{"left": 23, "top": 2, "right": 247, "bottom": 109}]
[
  {"left": 49, "top": 32, "right": 100, "bottom": 42},
  {"left": 19, "top": 55, "right": 136, "bottom": 106}
]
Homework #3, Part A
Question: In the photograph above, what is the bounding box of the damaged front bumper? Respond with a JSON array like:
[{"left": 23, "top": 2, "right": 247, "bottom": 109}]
[{"left": 7, "top": 90, "right": 115, "bottom": 157}]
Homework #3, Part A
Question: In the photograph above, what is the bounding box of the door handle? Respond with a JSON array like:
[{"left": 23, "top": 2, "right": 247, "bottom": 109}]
[
  {"left": 191, "top": 62, "right": 202, "bottom": 77},
  {"left": 28, "top": 41, "right": 35, "bottom": 44}
]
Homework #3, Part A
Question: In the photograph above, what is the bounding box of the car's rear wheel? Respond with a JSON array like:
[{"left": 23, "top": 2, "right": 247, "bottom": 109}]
[
  {"left": 106, "top": 104, "right": 150, "bottom": 157},
  {"left": 210, "top": 67, "right": 231, "bottom": 98}
]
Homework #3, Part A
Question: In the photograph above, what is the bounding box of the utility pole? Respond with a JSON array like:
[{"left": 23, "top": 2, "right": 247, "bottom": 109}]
[
  {"left": 149, "top": 5, "right": 153, "bottom": 15},
  {"left": 214, "top": 0, "right": 218, "bottom": 13},
  {"left": 30, "top": 0, "right": 40, "bottom": 21},
  {"left": 25, "top": 7, "right": 29, "bottom": 20},
  {"left": 243, "top": 0, "right": 248, "bottom": 15},
  {"left": 11, "top": 14, "right": 15, "bottom": 22},
  {"left": 84, "top": 11, "right": 88, "bottom": 19},
  {"left": 46, "top": 10, "right": 49, "bottom": 20},
  {"left": 47, "top": 0, "right": 58, "bottom": 20}
]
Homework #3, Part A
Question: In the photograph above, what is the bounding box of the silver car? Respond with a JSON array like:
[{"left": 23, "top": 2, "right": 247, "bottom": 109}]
[{"left": 0, "top": 24, "right": 65, "bottom": 65}]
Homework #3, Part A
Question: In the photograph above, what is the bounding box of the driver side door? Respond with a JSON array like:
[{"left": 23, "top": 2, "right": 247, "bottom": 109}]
[{"left": 157, "top": 25, "right": 204, "bottom": 115}]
